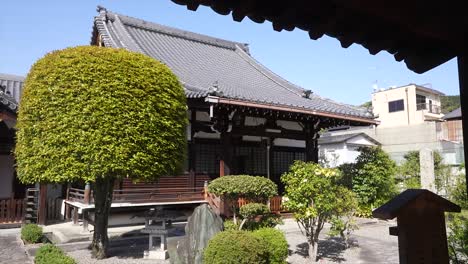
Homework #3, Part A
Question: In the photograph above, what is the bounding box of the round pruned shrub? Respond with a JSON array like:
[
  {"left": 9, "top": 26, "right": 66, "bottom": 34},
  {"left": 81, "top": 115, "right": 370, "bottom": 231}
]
[
  {"left": 239, "top": 203, "right": 270, "bottom": 219},
  {"left": 253, "top": 228, "right": 289, "bottom": 264},
  {"left": 21, "top": 223, "right": 43, "bottom": 243},
  {"left": 34, "top": 244, "right": 76, "bottom": 264},
  {"left": 203, "top": 230, "right": 269, "bottom": 264},
  {"left": 208, "top": 175, "right": 277, "bottom": 201}
]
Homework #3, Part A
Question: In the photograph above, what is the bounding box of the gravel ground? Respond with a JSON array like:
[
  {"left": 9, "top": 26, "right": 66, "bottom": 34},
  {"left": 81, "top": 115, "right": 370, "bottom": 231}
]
[
  {"left": 278, "top": 218, "right": 399, "bottom": 264},
  {"left": 0, "top": 228, "right": 33, "bottom": 264},
  {"left": 60, "top": 217, "right": 398, "bottom": 264}
]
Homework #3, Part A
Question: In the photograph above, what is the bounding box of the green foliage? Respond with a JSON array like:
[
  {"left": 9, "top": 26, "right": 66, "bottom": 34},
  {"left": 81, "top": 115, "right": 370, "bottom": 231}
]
[
  {"left": 448, "top": 213, "right": 468, "bottom": 263},
  {"left": 223, "top": 219, "right": 240, "bottom": 231},
  {"left": 281, "top": 161, "right": 357, "bottom": 260},
  {"left": 239, "top": 203, "right": 270, "bottom": 219},
  {"left": 252, "top": 228, "right": 289, "bottom": 264},
  {"left": 354, "top": 204, "right": 373, "bottom": 218},
  {"left": 34, "top": 244, "right": 76, "bottom": 264},
  {"left": 238, "top": 203, "right": 282, "bottom": 231},
  {"left": 329, "top": 215, "right": 358, "bottom": 248},
  {"left": 398, "top": 151, "right": 452, "bottom": 192},
  {"left": 21, "top": 224, "right": 43, "bottom": 243},
  {"left": 440, "top": 95, "right": 460, "bottom": 114},
  {"left": 203, "top": 230, "right": 269, "bottom": 264},
  {"left": 359, "top": 101, "right": 372, "bottom": 108},
  {"left": 16, "top": 46, "right": 187, "bottom": 184},
  {"left": 450, "top": 164, "right": 467, "bottom": 210},
  {"left": 208, "top": 175, "right": 277, "bottom": 201},
  {"left": 352, "top": 146, "right": 397, "bottom": 208}
]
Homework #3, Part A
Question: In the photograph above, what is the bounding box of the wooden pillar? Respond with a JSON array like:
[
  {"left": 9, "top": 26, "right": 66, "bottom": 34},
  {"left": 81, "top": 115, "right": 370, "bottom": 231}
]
[
  {"left": 83, "top": 183, "right": 91, "bottom": 205},
  {"left": 305, "top": 122, "right": 319, "bottom": 163},
  {"left": 38, "top": 183, "right": 47, "bottom": 225},
  {"left": 457, "top": 54, "right": 468, "bottom": 195},
  {"left": 220, "top": 132, "right": 233, "bottom": 176}
]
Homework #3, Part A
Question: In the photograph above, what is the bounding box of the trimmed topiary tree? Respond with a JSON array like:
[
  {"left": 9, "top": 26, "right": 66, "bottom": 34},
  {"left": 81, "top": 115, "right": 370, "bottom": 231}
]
[
  {"left": 15, "top": 46, "right": 187, "bottom": 259},
  {"left": 207, "top": 175, "right": 277, "bottom": 223},
  {"left": 203, "top": 230, "right": 269, "bottom": 264}
]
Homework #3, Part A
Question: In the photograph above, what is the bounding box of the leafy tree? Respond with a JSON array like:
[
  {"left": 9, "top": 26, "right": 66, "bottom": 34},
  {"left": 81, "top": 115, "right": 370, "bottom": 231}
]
[
  {"left": 398, "top": 151, "right": 452, "bottom": 193},
  {"left": 281, "top": 161, "right": 357, "bottom": 262},
  {"left": 208, "top": 175, "right": 277, "bottom": 223},
  {"left": 15, "top": 46, "right": 187, "bottom": 259},
  {"left": 351, "top": 146, "right": 397, "bottom": 210},
  {"left": 440, "top": 95, "right": 460, "bottom": 114},
  {"left": 359, "top": 101, "right": 372, "bottom": 108}
]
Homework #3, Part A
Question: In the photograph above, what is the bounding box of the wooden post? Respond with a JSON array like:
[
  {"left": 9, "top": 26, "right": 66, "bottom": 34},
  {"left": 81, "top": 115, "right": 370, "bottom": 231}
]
[
  {"left": 220, "top": 132, "right": 232, "bottom": 176},
  {"left": 305, "top": 122, "right": 319, "bottom": 162},
  {"left": 203, "top": 181, "right": 208, "bottom": 200},
  {"left": 457, "top": 54, "right": 468, "bottom": 195},
  {"left": 38, "top": 183, "right": 47, "bottom": 225},
  {"left": 83, "top": 183, "right": 91, "bottom": 205},
  {"left": 65, "top": 184, "right": 70, "bottom": 220}
]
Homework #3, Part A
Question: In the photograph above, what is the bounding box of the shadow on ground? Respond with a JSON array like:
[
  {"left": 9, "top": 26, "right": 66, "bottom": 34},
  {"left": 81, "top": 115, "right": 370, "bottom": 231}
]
[{"left": 292, "top": 237, "right": 358, "bottom": 262}]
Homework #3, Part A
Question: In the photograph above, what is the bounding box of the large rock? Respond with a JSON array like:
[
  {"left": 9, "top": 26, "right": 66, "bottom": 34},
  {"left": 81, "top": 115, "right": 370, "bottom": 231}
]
[{"left": 170, "top": 204, "right": 223, "bottom": 264}]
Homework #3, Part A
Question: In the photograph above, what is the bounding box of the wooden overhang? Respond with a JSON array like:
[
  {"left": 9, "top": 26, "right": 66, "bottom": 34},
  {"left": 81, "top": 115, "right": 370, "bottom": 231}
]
[{"left": 171, "top": 0, "right": 466, "bottom": 74}]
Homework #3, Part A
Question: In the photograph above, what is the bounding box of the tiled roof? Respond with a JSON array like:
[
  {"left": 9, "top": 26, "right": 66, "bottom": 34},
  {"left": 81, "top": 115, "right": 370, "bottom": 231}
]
[
  {"left": 318, "top": 132, "right": 380, "bottom": 145},
  {"left": 93, "top": 7, "right": 374, "bottom": 122},
  {"left": 0, "top": 73, "right": 24, "bottom": 112},
  {"left": 443, "top": 107, "right": 461, "bottom": 120}
]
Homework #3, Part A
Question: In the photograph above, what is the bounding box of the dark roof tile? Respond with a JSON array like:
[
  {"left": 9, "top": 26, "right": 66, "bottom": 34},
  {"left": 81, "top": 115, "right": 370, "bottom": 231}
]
[{"left": 93, "top": 7, "right": 374, "bottom": 122}]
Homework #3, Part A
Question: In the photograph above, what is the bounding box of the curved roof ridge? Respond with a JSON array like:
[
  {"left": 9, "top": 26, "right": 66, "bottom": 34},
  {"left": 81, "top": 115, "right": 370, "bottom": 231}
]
[
  {"left": 234, "top": 45, "right": 305, "bottom": 96},
  {"left": 112, "top": 14, "right": 146, "bottom": 53},
  {"left": 101, "top": 7, "right": 250, "bottom": 53}
]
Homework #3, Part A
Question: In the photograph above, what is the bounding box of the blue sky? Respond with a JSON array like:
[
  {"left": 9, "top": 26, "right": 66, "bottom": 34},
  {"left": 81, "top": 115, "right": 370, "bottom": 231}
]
[{"left": 0, "top": 0, "right": 460, "bottom": 105}]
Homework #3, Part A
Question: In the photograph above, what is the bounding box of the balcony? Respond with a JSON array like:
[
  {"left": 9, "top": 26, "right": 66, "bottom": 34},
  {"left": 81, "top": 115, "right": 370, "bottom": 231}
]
[{"left": 416, "top": 103, "right": 441, "bottom": 115}]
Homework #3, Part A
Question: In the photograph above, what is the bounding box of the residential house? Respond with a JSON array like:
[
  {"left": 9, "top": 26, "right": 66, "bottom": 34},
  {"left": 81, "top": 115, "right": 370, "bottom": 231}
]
[
  {"left": 318, "top": 132, "right": 380, "bottom": 167},
  {"left": 372, "top": 84, "right": 444, "bottom": 127}
]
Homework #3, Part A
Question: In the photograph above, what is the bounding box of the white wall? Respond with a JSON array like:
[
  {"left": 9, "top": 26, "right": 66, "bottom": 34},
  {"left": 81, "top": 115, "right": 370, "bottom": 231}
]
[{"left": 0, "top": 155, "right": 14, "bottom": 199}]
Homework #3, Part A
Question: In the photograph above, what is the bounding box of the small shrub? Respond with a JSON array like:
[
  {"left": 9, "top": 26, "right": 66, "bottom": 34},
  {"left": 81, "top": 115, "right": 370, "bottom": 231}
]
[
  {"left": 34, "top": 244, "right": 76, "bottom": 264},
  {"left": 223, "top": 219, "right": 240, "bottom": 231},
  {"left": 21, "top": 224, "right": 43, "bottom": 243},
  {"left": 240, "top": 203, "right": 270, "bottom": 219},
  {"left": 208, "top": 175, "right": 278, "bottom": 201},
  {"left": 253, "top": 228, "right": 288, "bottom": 264},
  {"left": 204, "top": 230, "right": 269, "bottom": 264}
]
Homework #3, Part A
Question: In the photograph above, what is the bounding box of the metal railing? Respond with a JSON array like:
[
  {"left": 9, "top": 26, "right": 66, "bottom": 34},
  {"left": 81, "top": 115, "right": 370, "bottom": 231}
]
[{"left": 416, "top": 103, "right": 441, "bottom": 114}]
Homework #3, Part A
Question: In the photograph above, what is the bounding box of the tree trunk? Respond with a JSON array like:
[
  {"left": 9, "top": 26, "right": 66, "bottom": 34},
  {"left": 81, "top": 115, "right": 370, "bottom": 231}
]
[
  {"left": 308, "top": 238, "right": 318, "bottom": 262},
  {"left": 90, "top": 177, "right": 115, "bottom": 259}
]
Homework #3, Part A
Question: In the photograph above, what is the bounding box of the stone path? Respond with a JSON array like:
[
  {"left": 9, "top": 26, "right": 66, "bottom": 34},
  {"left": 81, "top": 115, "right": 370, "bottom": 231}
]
[
  {"left": 0, "top": 228, "right": 32, "bottom": 264},
  {"left": 279, "top": 218, "right": 399, "bottom": 264}
]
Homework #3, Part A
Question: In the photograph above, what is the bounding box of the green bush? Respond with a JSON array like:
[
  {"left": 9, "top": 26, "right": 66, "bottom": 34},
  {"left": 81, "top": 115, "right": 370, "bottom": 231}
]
[
  {"left": 34, "top": 244, "right": 76, "bottom": 264},
  {"left": 448, "top": 214, "right": 468, "bottom": 263},
  {"left": 21, "top": 224, "right": 43, "bottom": 243},
  {"left": 204, "top": 230, "right": 269, "bottom": 264},
  {"left": 239, "top": 203, "right": 270, "bottom": 219},
  {"left": 252, "top": 228, "right": 289, "bottom": 264},
  {"left": 208, "top": 175, "right": 277, "bottom": 202},
  {"left": 223, "top": 219, "right": 240, "bottom": 231}
]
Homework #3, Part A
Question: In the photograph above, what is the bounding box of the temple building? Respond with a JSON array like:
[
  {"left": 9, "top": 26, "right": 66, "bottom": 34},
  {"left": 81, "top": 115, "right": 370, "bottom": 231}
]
[{"left": 91, "top": 7, "right": 376, "bottom": 190}]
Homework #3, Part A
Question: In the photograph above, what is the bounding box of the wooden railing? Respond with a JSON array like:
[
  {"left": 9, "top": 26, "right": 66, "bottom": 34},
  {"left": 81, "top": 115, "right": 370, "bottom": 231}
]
[
  {"left": 238, "top": 195, "right": 284, "bottom": 213},
  {"left": 67, "top": 188, "right": 87, "bottom": 203},
  {"left": 67, "top": 186, "right": 206, "bottom": 205},
  {"left": 112, "top": 187, "right": 205, "bottom": 203},
  {"left": 0, "top": 197, "right": 24, "bottom": 223}
]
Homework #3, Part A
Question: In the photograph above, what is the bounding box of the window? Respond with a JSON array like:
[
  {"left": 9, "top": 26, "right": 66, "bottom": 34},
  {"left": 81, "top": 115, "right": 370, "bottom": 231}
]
[
  {"left": 388, "top": 99, "right": 405, "bottom": 112},
  {"left": 416, "top": 94, "right": 426, "bottom": 110}
]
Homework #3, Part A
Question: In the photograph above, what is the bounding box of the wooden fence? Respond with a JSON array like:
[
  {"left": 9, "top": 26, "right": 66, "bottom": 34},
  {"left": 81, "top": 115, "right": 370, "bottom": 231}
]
[
  {"left": 0, "top": 198, "right": 24, "bottom": 223},
  {"left": 238, "top": 196, "right": 284, "bottom": 213}
]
